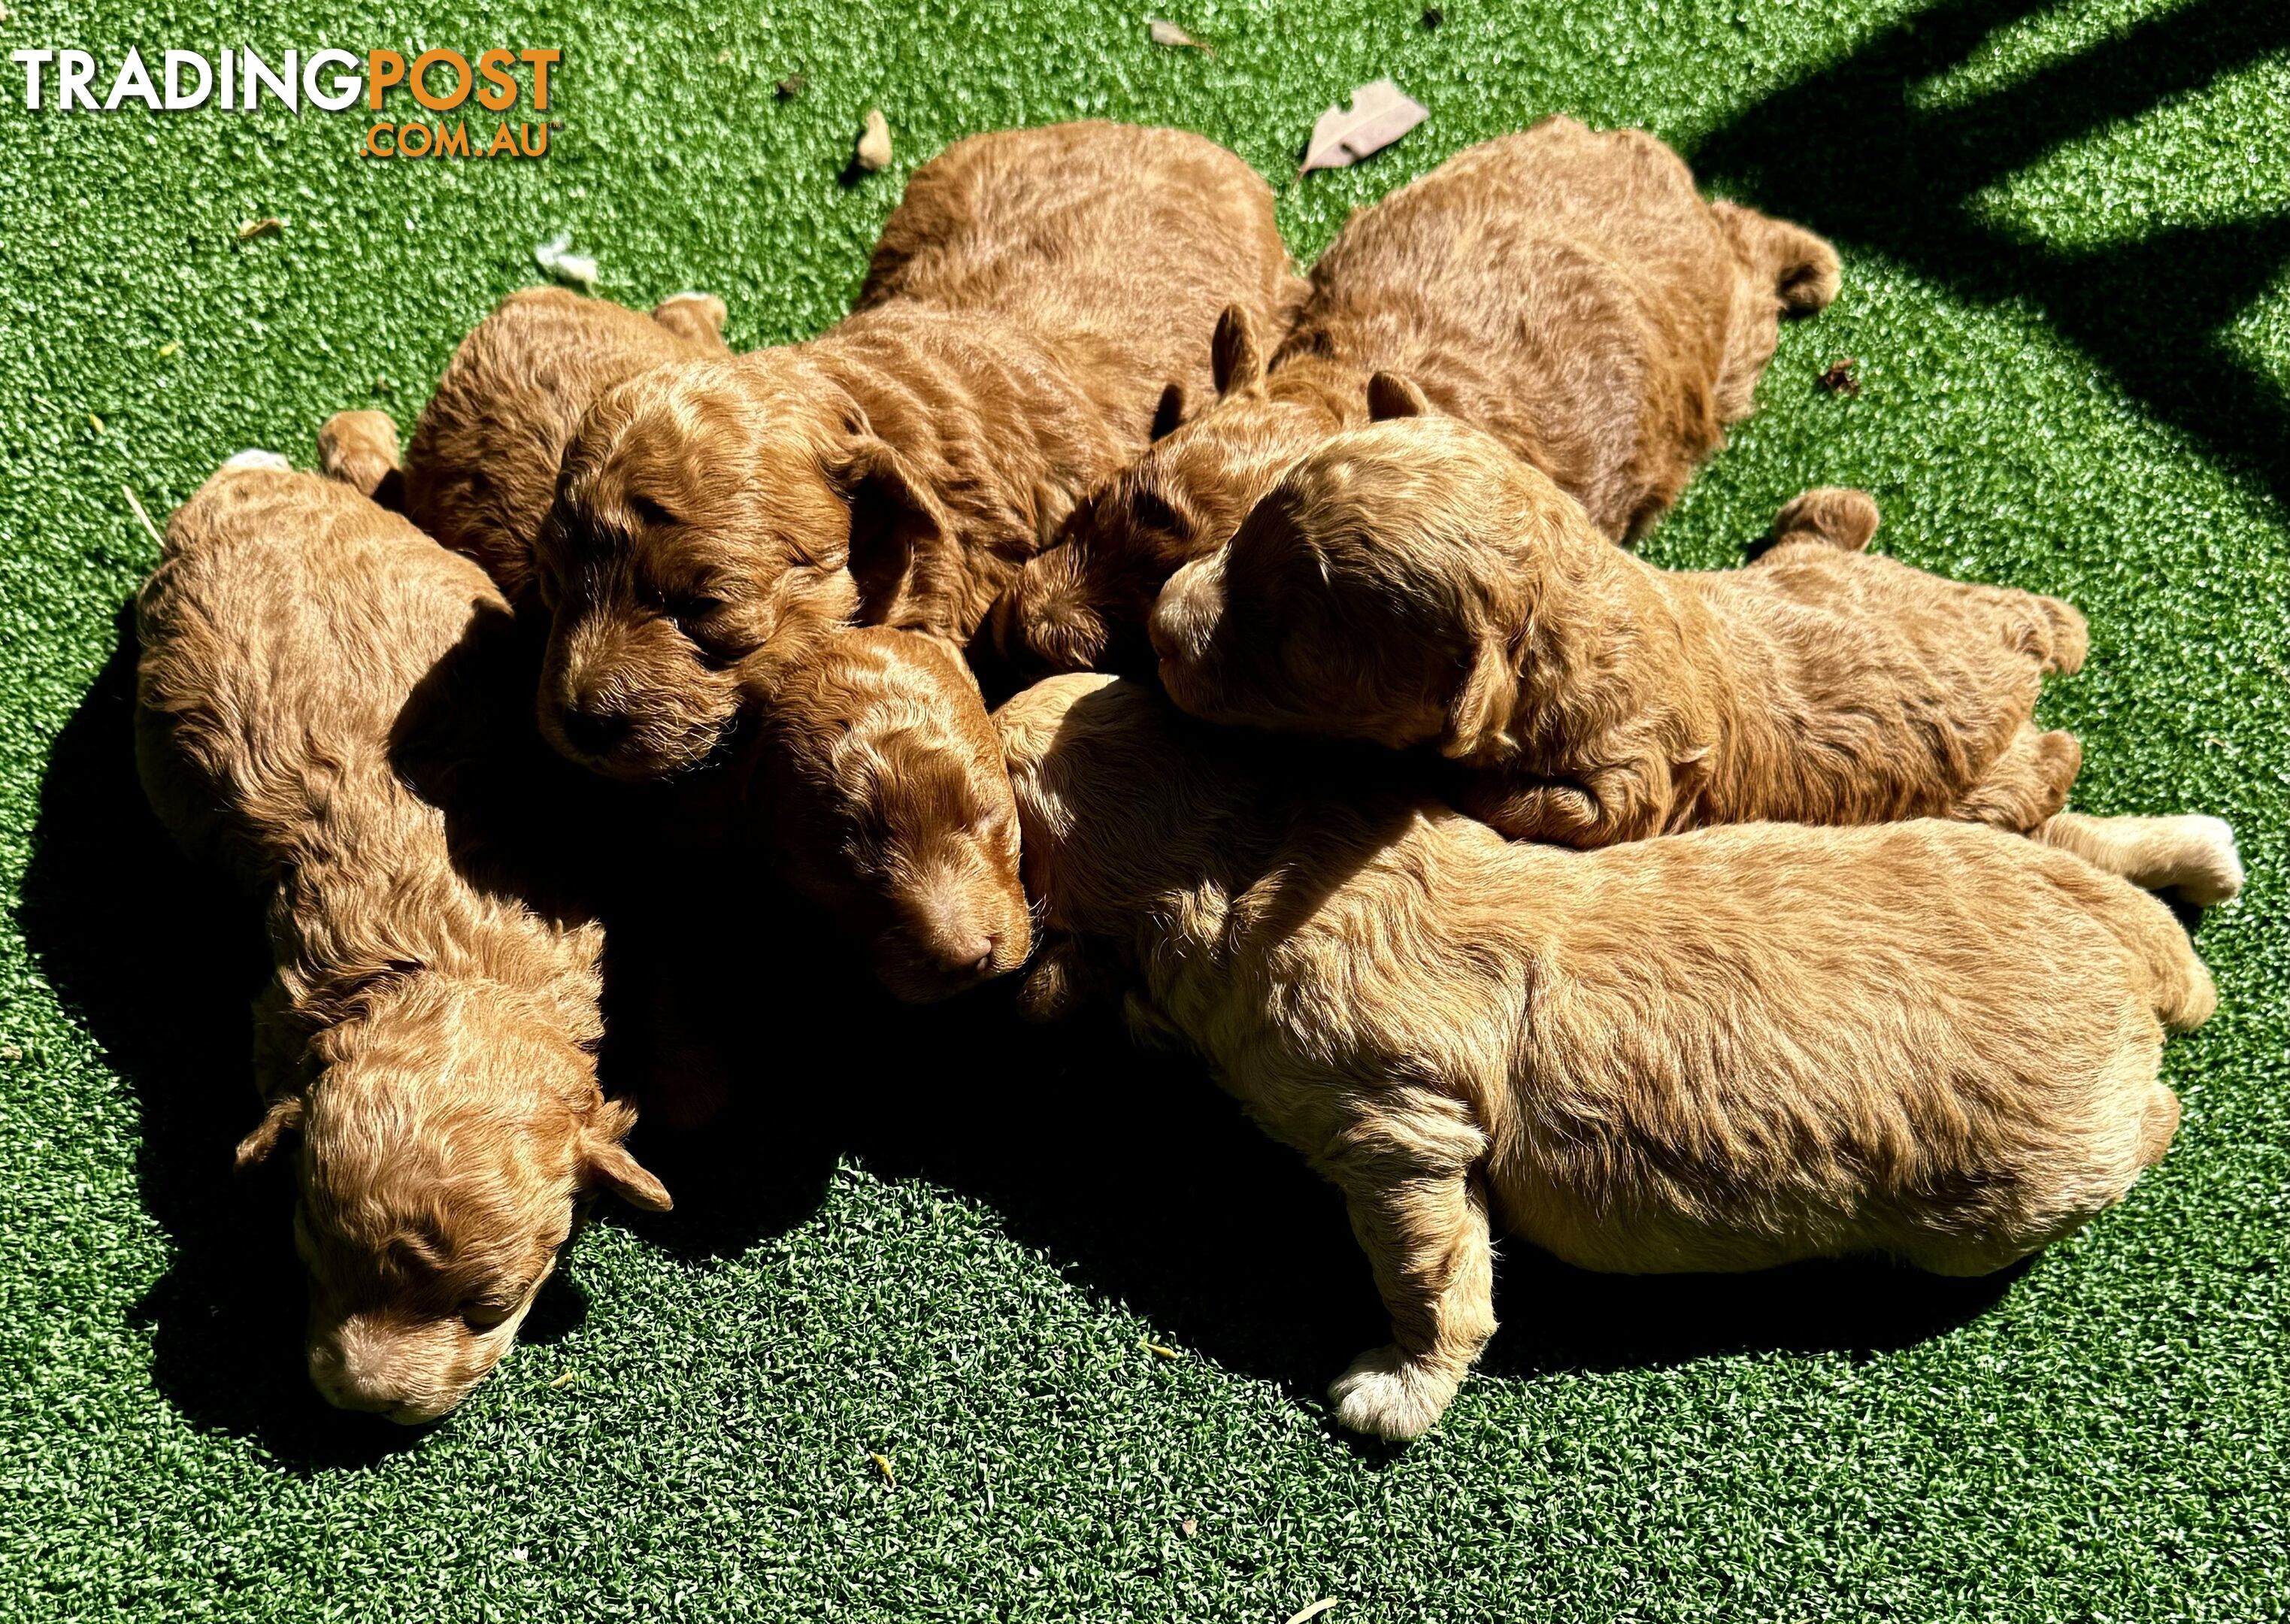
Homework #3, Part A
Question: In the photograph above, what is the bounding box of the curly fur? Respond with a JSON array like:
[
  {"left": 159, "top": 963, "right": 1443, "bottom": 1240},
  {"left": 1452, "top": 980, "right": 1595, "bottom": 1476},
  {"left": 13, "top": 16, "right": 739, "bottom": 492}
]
[
  {"left": 134, "top": 456, "right": 669, "bottom": 1424},
  {"left": 993, "top": 114, "right": 1839, "bottom": 674},
  {"left": 1156, "top": 416, "right": 2100, "bottom": 848},
  {"left": 995, "top": 674, "right": 2214, "bottom": 1441},
  {"left": 750, "top": 626, "right": 1031, "bottom": 1001},
  {"left": 401, "top": 286, "right": 732, "bottom": 609},
  {"left": 533, "top": 122, "right": 1299, "bottom": 781}
]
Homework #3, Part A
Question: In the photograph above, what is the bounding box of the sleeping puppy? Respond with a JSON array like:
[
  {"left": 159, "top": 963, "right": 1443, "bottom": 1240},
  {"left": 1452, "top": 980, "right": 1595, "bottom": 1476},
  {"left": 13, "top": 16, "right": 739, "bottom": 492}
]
[
  {"left": 401, "top": 286, "right": 733, "bottom": 609},
  {"left": 534, "top": 121, "right": 1298, "bottom": 782},
  {"left": 994, "top": 114, "right": 1839, "bottom": 674},
  {"left": 749, "top": 626, "right": 1031, "bottom": 1001},
  {"left": 996, "top": 674, "right": 2216, "bottom": 1441},
  {"left": 135, "top": 451, "right": 669, "bottom": 1424},
  {"left": 1159, "top": 416, "right": 2102, "bottom": 847}
]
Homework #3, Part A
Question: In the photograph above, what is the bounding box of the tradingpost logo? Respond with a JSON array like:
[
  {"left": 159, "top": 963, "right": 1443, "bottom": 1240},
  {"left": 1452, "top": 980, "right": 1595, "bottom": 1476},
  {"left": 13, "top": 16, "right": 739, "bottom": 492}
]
[{"left": 6, "top": 47, "right": 562, "bottom": 159}]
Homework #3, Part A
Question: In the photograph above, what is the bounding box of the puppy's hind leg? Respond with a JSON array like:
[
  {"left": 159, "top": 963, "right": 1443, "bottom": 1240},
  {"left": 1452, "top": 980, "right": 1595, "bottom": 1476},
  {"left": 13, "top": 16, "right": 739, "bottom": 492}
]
[
  {"left": 1768, "top": 488, "right": 1880, "bottom": 553},
  {"left": 2033, "top": 811, "right": 2243, "bottom": 907},
  {"left": 1319, "top": 1102, "right": 1496, "bottom": 1443},
  {"left": 1955, "top": 726, "right": 2082, "bottom": 833}
]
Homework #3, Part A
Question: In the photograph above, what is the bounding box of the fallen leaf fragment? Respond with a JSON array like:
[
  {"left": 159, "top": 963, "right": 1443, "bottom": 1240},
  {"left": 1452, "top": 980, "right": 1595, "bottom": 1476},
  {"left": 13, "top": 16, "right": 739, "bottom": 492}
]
[
  {"left": 547, "top": 1369, "right": 577, "bottom": 1390},
  {"left": 236, "top": 216, "right": 283, "bottom": 241},
  {"left": 535, "top": 232, "right": 601, "bottom": 293},
  {"left": 1300, "top": 80, "right": 1426, "bottom": 175},
  {"left": 855, "top": 108, "right": 892, "bottom": 172},
  {"left": 1284, "top": 1601, "right": 1339, "bottom": 1624},
  {"left": 1177, "top": 1517, "right": 1198, "bottom": 1538},
  {"left": 870, "top": 1451, "right": 896, "bottom": 1486},
  {"left": 157, "top": 341, "right": 179, "bottom": 358},
  {"left": 88, "top": 413, "right": 105, "bottom": 434},
  {"left": 1818, "top": 356, "right": 1860, "bottom": 395},
  {"left": 776, "top": 73, "right": 807, "bottom": 99},
  {"left": 122, "top": 486, "right": 165, "bottom": 550},
  {"left": 1149, "top": 19, "right": 1212, "bottom": 51},
  {"left": 1142, "top": 1340, "right": 1180, "bottom": 1359}
]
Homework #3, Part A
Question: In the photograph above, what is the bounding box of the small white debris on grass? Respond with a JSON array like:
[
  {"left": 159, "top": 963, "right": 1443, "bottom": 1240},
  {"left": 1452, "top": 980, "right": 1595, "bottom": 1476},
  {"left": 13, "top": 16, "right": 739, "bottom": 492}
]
[{"left": 535, "top": 232, "right": 601, "bottom": 293}]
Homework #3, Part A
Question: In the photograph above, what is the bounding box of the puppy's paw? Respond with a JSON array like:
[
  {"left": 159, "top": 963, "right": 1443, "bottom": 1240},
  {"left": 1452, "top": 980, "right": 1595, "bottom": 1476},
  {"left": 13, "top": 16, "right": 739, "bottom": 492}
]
[
  {"left": 1328, "top": 1344, "right": 1459, "bottom": 1443},
  {"left": 2160, "top": 814, "right": 2244, "bottom": 907}
]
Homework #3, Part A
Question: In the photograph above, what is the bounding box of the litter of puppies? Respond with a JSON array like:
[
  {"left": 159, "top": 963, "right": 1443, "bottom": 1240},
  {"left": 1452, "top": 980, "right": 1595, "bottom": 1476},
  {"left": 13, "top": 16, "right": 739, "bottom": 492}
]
[{"left": 133, "top": 116, "right": 2240, "bottom": 1436}]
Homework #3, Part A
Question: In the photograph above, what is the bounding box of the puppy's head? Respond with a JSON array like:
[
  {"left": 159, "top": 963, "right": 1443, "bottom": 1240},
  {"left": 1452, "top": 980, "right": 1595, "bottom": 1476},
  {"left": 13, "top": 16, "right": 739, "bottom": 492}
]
[
  {"left": 993, "top": 673, "right": 1262, "bottom": 959},
  {"left": 990, "top": 305, "right": 1332, "bottom": 677},
  {"left": 1153, "top": 416, "right": 1550, "bottom": 759},
  {"left": 240, "top": 977, "right": 668, "bottom": 1425},
  {"left": 762, "top": 628, "right": 1030, "bottom": 1002},
  {"left": 535, "top": 358, "right": 944, "bottom": 781}
]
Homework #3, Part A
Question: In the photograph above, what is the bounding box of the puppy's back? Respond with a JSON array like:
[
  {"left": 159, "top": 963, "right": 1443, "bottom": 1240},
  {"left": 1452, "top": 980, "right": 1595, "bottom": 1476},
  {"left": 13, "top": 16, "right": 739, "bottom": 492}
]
[{"left": 135, "top": 463, "right": 509, "bottom": 881}]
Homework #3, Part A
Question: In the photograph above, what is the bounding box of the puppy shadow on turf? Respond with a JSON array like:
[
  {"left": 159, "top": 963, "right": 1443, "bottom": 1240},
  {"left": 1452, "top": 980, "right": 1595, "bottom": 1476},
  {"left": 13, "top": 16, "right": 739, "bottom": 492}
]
[{"left": 27, "top": 608, "right": 2027, "bottom": 1452}]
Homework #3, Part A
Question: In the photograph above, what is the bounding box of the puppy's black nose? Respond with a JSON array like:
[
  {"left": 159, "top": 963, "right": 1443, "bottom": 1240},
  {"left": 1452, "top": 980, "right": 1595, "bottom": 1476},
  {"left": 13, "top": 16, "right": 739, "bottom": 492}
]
[{"left": 559, "top": 706, "right": 631, "bottom": 757}]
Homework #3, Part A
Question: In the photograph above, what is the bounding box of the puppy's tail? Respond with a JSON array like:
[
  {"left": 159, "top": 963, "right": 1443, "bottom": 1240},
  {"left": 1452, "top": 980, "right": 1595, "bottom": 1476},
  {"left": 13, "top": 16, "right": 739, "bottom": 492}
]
[
  {"left": 1714, "top": 201, "right": 1841, "bottom": 316},
  {"left": 1771, "top": 487, "right": 1880, "bottom": 552}
]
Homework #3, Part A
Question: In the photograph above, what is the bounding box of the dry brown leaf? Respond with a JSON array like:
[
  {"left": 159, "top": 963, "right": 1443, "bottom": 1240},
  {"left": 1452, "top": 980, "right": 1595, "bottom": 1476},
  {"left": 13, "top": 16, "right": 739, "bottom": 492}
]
[
  {"left": 1148, "top": 19, "right": 1211, "bottom": 51},
  {"left": 1299, "top": 80, "right": 1426, "bottom": 176},
  {"left": 776, "top": 73, "right": 807, "bottom": 99},
  {"left": 869, "top": 1450, "right": 896, "bottom": 1486},
  {"left": 855, "top": 109, "right": 892, "bottom": 172},
  {"left": 1818, "top": 356, "right": 1861, "bottom": 395},
  {"left": 1142, "top": 1341, "right": 1180, "bottom": 1359},
  {"left": 1284, "top": 1601, "right": 1339, "bottom": 1624},
  {"left": 547, "top": 1369, "right": 577, "bottom": 1389},
  {"left": 1177, "top": 1517, "right": 1198, "bottom": 1538},
  {"left": 236, "top": 217, "right": 283, "bottom": 241}
]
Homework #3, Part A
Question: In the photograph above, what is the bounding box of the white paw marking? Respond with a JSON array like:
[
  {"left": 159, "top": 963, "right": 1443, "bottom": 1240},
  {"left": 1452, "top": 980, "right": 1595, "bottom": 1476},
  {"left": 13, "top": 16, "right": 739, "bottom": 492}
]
[
  {"left": 223, "top": 449, "right": 291, "bottom": 471},
  {"left": 1327, "top": 1344, "right": 1458, "bottom": 1442}
]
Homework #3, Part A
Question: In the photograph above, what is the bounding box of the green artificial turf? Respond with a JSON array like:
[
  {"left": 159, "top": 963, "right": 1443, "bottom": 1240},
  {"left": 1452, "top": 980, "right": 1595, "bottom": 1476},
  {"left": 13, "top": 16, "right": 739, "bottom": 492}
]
[{"left": 2, "top": 0, "right": 2286, "bottom": 1618}]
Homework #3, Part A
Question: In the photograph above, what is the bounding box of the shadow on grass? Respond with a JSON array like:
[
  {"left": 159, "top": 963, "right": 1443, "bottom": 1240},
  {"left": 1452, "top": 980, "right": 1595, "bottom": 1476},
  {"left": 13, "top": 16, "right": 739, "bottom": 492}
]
[
  {"left": 1693, "top": 0, "right": 2290, "bottom": 508},
  {"left": 24, "top": 611, "right": 2023, "bottom": 1456}
]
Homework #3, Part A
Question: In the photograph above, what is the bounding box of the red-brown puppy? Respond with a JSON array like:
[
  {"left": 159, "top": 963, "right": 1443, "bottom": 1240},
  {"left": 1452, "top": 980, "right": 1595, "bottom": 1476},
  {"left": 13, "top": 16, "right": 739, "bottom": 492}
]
[
  {"left": 401, "top": 287, "right": 732, "bottom": 608},
  {"left": 998, "top": 674, "right": 2215, "bottom": 1441},
  {"left": 1156, "top": 416, "right": 2110, "bottom": 850},
  {"left": 996, "top": 114, "right": 1839, "bottom": 674},
  {"left": 136, "top": 450, "right": 669, "bottom": 1424},
  {"left": 750, "top": 626, "right": 1031, "bottom": 1001},
  {"left": 534, "top": 121, "right": 1298, "bottom": 781}
]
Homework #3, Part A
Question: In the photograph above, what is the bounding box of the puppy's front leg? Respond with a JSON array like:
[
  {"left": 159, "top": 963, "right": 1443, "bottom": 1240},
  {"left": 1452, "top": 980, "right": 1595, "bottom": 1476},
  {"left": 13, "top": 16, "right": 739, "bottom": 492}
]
[{"left": 1320, "top": 1108, "right": 1496, "bottom": 1442}]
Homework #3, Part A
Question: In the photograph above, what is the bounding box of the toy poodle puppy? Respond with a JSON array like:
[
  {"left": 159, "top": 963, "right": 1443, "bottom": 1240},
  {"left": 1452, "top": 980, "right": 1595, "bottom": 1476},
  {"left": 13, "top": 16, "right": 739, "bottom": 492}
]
[
  {"left": 135, "top": 446, "right": 669, "bottom": 1424},
  {"left": 994, "top": 114, "right": 1838, "bottom": 674},
  {"left": 996, "top": 674, "right": 2216, "bottom": 1441}
]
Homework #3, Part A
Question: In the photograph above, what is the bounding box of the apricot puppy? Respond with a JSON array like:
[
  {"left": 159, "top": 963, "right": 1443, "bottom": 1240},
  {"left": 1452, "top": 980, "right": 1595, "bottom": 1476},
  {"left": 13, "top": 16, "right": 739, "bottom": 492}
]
[
  {"left": 997, "top": 675, "right": 2215, "bottom": 1441},
  {"left": 749, "top": 626, "right": 1031, "bottom": 1001},
  {"left": 135, "top": 450, "right": 669, "bottom": 1424},
  {"left": 401, "top": 286, "right": 732, "bottom": 608},
  {"left": 1156, "top": 416, "right": 2094, "bottom": 847},
  {"left": 996, "top": 114, "right": 1838, "bottom": 674},
  {"left": 535, "top": 121, "right": 1298, "bottom": 781}
]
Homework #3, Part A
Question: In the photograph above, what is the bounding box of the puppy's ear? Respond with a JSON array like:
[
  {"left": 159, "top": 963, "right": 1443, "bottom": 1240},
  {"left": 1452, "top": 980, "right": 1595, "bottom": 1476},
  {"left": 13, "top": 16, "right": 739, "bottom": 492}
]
[
  {"left": 1210, "top": 305, "right": 1267, "bottom": 399},
  {"left": 582, "top": 1134, "right": 673, "bottom": 1213},
  {"left": 1440, "top": 635, "right": 1519, "bottom": 760},
  {"left": 1366, "top": 371, "right": 1432, "bottom": 422},
  {"left": 234, "top": 1095, "right": 304, "bottom": 1171},
  {"left": 1150, "top": 383, "right": 1186, "bottom": 442},
  {"left": 830, "top": 435, "right": 954, "bottom": 629}
]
